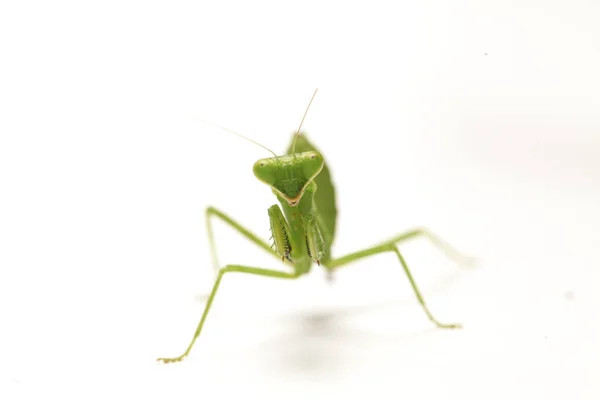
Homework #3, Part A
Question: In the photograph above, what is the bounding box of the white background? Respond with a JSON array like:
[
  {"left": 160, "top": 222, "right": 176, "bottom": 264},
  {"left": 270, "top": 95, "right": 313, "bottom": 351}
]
[{"left": 1, "top": 1, "right": 599, "bottom": 399}]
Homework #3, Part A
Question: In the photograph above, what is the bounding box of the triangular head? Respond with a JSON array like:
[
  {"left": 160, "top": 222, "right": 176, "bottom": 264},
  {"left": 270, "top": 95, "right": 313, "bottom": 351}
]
[{"left": 253, "top": 150, "right": 324, "bottom": 207}]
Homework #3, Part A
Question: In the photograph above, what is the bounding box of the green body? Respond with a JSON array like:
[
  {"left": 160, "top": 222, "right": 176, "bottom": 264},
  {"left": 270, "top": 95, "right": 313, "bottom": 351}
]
[
  {"left": 157, "top": 130, "right": 473, "bottom": 364},
  {"left": 285, "top": 134, "right": 337, "bottom": 265},
  {"left": 254, "top": 133, "right": 336, "bottom": 276}
]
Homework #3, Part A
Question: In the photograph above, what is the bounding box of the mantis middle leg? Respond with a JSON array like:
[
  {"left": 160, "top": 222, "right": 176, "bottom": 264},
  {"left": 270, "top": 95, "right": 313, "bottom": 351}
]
[
  {"left": 192, "top": 206, "right": 284, "bottom": 302},
  {"left": 205, "top": 206, "right": 283, "bottom": 276}
]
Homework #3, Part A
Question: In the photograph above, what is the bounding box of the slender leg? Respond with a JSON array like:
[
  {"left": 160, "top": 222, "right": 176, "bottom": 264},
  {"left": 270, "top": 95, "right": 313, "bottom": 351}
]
[
  {"left": 376, "top": 227, "right": 475, "bottom": 267},
  {"left": 206, "top": 206, "right": 281, "bottom": 276},
  {"left": 325, "top": 243, "right": 461, "bottom": 329},
  {"left": 194, "top": 206, "right": 283, "bottom": 302},
  {"left": 158, "top": 265, "right": 300, "bottom": 363}
]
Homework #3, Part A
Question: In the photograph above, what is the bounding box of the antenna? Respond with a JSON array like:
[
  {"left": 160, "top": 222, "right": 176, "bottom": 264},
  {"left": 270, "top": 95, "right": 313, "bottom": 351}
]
[
  {"left": 291, "top": 88, "right": 318, "bottom": 154},
  {"left": 196, "top": 118, "right": 278, "bottom": 157}
]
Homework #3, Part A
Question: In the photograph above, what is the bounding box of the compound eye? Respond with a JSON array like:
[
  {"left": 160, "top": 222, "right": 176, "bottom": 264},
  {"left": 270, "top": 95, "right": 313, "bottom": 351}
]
[{"left": 253, "top": 158, "right": 278, "bottom": 186}]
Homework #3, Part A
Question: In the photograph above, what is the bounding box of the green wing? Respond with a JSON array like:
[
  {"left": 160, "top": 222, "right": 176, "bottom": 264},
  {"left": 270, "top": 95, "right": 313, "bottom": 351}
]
[{"left": 286, "top": 132, "right": 337, "bottom": 260}]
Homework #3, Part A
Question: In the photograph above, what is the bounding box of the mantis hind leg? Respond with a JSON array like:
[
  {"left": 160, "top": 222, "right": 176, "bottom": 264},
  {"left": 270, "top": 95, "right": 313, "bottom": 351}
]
[
  {"left": 325, "top": 228, "right": 472, "bottom": 329},
  {"left": 376, "top": 227, "right": 475, "bottom": 267},
  {"left": 158, "top": 265, "right": 300, "bottom": 363}
]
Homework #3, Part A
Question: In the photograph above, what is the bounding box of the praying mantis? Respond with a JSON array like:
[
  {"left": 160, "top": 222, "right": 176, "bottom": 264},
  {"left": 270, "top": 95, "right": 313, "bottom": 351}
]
[{"left": 157, "top": 89, "right": 472, "bottom": 363}]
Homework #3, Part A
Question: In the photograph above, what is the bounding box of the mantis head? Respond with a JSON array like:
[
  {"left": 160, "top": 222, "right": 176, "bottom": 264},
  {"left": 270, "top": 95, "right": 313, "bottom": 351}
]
[
  {"left": 253, "top": 151, "right": 324, "bottom": 206},
  {"left": 210, "top": 89, "right": 322, "bottom": 207}
]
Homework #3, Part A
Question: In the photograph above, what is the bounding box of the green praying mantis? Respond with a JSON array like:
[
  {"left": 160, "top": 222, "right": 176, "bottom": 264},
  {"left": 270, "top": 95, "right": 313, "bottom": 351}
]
[{"left": 157, "top": 89, "right": 473, "bottom": 363}]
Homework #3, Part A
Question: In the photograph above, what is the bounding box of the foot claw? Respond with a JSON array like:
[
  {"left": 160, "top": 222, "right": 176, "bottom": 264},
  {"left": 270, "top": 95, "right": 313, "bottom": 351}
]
[{"left": 157, "top": 356, "right": 186, "bottom": 364}]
